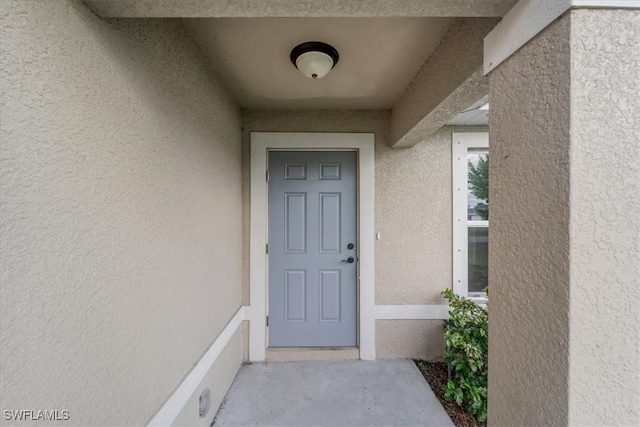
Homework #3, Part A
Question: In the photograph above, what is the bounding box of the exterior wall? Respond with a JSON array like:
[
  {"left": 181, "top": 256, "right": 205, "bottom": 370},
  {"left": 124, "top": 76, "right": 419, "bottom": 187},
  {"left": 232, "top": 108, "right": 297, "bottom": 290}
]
[
  {"left": 568, "top": 9, "right": 639, "bottom": 425},
  {"left": 241, "top": 109, "right": 486, "bottom": 359},
  {"left": 376, "top": 125, "right": 474, "bottom": 305},
  {"left": 488, "top": 14, "right": 572, "bottom": 426},
  {"left": 376, "top": 320, "right": 445, "bottom": 360},
  {"left": 489, "top": 8, "right": 639, "bottom": 426},
  {"left": 173, "top": 329, "right": 243, "bottom": 427},
  {"left": 0, "top": 1, "right": 242, "bottom": 425}
]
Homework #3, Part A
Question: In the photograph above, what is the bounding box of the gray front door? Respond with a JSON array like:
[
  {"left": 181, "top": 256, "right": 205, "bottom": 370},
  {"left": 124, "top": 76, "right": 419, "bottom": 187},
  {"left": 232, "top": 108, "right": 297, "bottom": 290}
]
[{"left": 268, "top": 151, "right": 357, "bottom": 347}]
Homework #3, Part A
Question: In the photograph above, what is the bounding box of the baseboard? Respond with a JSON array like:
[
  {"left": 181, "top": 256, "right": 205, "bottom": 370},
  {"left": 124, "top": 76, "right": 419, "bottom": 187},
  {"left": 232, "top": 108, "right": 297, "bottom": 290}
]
[{"left": 147, "top": 307, "right": 245, "bottom": 426}]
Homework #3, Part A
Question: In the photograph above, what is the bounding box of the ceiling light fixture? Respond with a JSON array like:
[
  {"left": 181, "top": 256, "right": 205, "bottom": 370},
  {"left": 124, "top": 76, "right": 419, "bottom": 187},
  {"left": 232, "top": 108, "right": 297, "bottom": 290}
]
[{"left": 290, "top": 41, "right": 339, "bottom": 79}]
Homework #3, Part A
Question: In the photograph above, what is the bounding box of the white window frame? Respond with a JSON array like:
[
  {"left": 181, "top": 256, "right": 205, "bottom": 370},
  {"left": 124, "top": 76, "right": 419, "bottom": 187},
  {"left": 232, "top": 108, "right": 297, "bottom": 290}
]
[{"left": 452, "top": 133, "right": 489, "bottom": 301}]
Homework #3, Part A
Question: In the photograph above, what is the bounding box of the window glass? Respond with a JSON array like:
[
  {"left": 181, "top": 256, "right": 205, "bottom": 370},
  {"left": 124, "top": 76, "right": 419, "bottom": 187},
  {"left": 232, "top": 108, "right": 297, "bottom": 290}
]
[
  {"left": 453, "top": 133, "right": 489, "bottom": 298},
  {"left": 467, "top": 152, "right": 489, "bottom": 220},
  {"left": 468, "top": 227, "right": 488, "bottom": 293}
]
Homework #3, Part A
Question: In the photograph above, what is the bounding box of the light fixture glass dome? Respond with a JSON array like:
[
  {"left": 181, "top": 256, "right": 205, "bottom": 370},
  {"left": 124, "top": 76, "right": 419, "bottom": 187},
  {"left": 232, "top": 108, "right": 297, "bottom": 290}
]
[
  {"left": 295, "top": 51, "right": 334, "bottom": 79},
  {"left": 290, "top": 42, "right": 339, "bottom": 80}
]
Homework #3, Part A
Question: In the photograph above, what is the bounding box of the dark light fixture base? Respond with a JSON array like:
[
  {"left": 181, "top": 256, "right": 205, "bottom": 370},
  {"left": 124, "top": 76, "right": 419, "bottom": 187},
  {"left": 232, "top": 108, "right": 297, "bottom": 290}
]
[{"left": 290, "top": 41, "right": 340, "bottom": 70}]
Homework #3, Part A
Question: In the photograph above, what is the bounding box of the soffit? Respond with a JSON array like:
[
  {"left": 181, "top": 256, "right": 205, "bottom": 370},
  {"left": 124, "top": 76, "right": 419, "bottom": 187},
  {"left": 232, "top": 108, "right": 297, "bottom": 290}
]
[{"left": 185, "top": 17, "right": 455, "bottom": 110}]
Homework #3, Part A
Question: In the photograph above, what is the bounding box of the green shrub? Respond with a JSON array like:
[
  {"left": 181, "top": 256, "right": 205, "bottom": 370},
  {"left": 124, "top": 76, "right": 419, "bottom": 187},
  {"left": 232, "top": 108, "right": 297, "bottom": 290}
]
[{"left": 442, "top": 288, "right": 488, "bottom": 421}]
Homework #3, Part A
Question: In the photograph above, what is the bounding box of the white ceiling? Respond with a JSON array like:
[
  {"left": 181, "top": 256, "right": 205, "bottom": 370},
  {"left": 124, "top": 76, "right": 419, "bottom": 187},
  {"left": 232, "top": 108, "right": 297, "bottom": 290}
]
[{"left": 185, "top": 18, "right": 454, "bottom": 110}]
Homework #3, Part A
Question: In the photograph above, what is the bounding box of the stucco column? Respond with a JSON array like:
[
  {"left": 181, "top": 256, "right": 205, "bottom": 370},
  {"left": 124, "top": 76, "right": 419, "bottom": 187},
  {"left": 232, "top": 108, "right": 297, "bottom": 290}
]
[{"left": 487, "top": 8, "right": 639, "bottom": 427}]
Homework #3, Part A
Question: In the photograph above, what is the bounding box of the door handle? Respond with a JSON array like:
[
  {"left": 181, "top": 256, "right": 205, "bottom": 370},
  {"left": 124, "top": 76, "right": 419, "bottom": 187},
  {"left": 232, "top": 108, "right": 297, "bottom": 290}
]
[{"left": 341, "top": 257, "right": 355, "bottom": 264}]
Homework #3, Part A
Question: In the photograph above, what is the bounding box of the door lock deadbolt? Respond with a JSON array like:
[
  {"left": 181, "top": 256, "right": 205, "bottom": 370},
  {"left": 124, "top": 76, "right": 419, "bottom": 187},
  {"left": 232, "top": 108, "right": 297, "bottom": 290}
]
[{"left": 347, "top": 243, "right": 355, "bottom": 250}]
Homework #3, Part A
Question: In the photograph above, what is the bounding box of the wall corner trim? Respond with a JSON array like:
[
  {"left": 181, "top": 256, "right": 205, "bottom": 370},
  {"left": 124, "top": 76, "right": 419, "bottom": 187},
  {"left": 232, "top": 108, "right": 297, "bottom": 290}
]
[
  {"left": 147, "top": 307, "right": 246, "bottom": 427},
  {"left": 484, "top": 0, "right": 640, "bottom": 75}
]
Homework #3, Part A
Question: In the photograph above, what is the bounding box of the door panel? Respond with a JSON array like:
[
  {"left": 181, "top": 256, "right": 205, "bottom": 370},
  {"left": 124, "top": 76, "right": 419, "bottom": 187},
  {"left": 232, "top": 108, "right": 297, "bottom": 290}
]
[
  {"left": 268, "top": 151, "right": 357, "bottom": 347},
  {"left": 284, "top": 193, "right": 306, "bottom": 253},
  {"left": 319, "top": 193, "right": 341, "bottom": 253},
  {"left": 284, "top": 270, "right": 306, "bottom": 322},
  {"left": 319, "top": 270, "right": 341, "bottom": 322}
]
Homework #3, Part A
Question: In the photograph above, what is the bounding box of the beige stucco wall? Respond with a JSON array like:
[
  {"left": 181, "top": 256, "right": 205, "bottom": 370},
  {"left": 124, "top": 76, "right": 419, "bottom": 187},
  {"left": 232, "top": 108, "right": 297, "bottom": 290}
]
[
  {"left": 568, "top": 9, "right": 639, "bottom": 425},
  {"left": 489, "top": 8, "right": 639, "bottom": 426},
  {"left": 0, "top": 1, "right": 242, "bottom": 425},
  {"left": 241, "top": 110, "right": 486, "bottom": 358},
  {"left": 376, "top": 320, "right": 445, "bottom": 360},
  {"left": 488, "top": 14, "right": 572, "bottom": 426},
  {"left": 377, "top": 125, "right": 491, "bottom": 305}
]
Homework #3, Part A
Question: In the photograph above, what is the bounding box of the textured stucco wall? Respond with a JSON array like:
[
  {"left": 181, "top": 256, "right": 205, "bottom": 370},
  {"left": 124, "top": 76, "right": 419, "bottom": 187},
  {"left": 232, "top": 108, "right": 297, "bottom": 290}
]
[
  {"left": 376, "top": 320, "right": 445, "bottom": 360},
  {"left": 568, "top": 9, "right": 640, "bottom": 425},
  {"left": 488, "top": 14, "right": 571, "bottom": 426},
  {"left": 241, "top": 110, "right": 485, "bottom": 358},
  {"left": 0, "top": 1, "right": 242, "bottom": 425},
  {"left": 376, "top": 125, "right": 487, "bottom": 305},
  {"left": 489, "top": 9, "right": 640, "bottom": 426}
]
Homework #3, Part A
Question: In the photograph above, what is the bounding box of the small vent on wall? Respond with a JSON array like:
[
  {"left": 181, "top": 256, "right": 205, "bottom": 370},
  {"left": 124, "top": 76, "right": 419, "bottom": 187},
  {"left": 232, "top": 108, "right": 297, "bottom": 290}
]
[{"left": 199, "top": 388, "right": 210, "bottom": 418}]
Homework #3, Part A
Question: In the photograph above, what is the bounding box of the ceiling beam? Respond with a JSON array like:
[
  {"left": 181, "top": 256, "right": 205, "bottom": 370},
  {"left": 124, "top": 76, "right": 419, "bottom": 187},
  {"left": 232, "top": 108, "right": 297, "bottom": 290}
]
[
  {"left": 389, "top": 18, "right": 498, "bottom": 148},
  {"left": 82, "top": 0, "right": 517, "bottom": 18}
]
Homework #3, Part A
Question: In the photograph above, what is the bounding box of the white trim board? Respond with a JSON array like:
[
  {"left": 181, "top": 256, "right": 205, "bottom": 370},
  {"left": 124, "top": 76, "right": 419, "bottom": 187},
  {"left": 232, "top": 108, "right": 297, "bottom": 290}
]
[
  {"left": 484, "top": 0, "right": 640, "bottom": 74},
  {"left": 147, "top": 307, "right": 245, "bottom": 427},
  {"left": 249, "top": 132, "right": 376, "bottom": 361}
]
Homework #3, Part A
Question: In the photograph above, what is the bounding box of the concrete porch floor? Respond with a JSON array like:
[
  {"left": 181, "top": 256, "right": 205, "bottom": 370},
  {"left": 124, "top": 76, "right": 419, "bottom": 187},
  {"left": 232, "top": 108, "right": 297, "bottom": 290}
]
[{"left": 213, "top": 359, "right": 454, "bottom": 427}]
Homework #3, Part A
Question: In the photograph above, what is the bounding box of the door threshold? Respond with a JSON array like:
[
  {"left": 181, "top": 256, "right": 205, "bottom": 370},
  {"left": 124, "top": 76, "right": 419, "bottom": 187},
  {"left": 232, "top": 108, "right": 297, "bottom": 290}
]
[{"left": 266, "top": 347, "right": 359, "bottom": 362}]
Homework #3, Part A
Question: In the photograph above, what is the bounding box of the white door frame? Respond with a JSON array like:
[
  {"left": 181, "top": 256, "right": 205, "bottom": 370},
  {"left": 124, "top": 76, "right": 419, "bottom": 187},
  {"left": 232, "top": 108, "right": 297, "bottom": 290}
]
[{"left": 248, "top": 132, "right": 375, "bottom": 361}]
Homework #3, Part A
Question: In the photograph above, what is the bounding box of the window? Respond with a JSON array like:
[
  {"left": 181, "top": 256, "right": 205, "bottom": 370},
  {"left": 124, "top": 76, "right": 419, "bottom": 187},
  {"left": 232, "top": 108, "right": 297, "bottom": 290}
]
[{"left": 453, "top": 133, "right": 489, "bottom": 298}]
